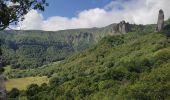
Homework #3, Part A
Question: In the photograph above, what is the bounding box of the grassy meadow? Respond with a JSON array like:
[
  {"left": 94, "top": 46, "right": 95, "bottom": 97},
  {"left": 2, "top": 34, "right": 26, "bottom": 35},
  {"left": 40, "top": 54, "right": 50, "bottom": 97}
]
[{"left": 5, "top": 76, "right": 49, "bottom": 91}]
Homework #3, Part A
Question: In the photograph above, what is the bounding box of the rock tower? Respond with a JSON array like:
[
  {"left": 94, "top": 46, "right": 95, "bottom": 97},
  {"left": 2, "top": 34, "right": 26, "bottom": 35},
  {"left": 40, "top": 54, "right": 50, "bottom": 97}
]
[
  {"left": 118, "top": 20, "right": 130, "bottom": 33},
  {"left": 157, "top": 9, "right": 164, "bottom": 32},
  {"left": 111, "top": 20, "right": 130, "bottom": 34}
]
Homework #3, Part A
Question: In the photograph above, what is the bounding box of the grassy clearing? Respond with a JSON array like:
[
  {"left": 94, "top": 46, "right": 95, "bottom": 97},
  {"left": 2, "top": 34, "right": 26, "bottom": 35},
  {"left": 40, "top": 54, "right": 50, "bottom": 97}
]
[{"left": 5, "top": 76, "right": 49, "bottom": 91}]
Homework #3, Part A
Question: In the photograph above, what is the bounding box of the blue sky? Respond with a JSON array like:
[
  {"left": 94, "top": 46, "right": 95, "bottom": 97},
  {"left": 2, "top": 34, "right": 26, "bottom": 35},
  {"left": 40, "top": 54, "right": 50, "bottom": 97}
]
[
  {"left": 17, "top": 0, "right": 170, "bottom": 31},
  {"left": 42, "top": 0, "right": 113, "bottom": 19}
]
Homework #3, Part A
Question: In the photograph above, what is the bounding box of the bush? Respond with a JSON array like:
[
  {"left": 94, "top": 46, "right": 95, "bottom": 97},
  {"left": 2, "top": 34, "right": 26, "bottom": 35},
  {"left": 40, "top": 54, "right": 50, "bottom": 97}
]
[{"left": 8, "top": 88, "right": 20, "bottom": 98}]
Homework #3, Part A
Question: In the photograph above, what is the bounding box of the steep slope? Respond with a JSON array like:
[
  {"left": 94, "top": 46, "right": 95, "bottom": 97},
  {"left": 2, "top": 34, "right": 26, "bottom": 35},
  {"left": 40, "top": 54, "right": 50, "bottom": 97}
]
[{"left": 42, "top": 31, "right": 170, "bottom": 99}]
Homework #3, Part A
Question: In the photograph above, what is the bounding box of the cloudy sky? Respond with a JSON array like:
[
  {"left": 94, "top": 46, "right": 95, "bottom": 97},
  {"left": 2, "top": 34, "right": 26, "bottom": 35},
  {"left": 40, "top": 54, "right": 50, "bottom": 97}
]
[{"left": 15, "top": 0, "right": 170, "bottom": 31}]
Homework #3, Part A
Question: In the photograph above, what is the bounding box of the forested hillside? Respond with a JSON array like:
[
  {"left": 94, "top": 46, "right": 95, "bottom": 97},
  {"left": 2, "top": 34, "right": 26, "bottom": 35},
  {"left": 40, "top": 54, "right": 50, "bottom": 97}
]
[
  {"left": 0, "top": 22, "right": 155, "bottom": 69},
  {"left": 6, "top": 19, "right": 170, "bottom": 99},
  {"left": 0, "top": 24, "right": 121, "bottom": 69}
]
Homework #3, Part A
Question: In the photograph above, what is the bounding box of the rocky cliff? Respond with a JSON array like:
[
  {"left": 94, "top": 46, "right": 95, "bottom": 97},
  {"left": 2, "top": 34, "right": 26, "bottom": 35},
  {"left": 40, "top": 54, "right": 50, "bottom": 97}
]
[{"left": 111, "top": 20, "right": 131, "bottom": 34}]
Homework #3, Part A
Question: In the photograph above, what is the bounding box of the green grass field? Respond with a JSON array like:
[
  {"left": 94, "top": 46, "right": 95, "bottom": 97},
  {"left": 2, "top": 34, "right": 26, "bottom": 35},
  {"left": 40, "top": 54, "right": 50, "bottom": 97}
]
[{"left": 5, "top": 76, "right": 49, "bottom": 91}]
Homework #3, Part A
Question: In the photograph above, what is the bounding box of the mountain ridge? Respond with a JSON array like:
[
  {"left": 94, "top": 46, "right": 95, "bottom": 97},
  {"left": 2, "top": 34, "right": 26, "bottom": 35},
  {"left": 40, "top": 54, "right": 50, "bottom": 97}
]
[{"left": 0, "top": 20, "right": 140, "bottom": 69}]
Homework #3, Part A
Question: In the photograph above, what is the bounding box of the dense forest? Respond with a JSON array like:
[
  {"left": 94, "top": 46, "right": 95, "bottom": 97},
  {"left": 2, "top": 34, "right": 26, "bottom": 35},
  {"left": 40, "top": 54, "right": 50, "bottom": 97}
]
[{"left": 6, "top": 19, "right": 170, "bottom": 99}]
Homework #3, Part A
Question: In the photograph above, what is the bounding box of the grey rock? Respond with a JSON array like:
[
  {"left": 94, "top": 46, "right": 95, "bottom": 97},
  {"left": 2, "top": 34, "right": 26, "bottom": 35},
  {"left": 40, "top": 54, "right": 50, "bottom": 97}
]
[
  {"left": 118, "top": 20, "right": 130, "bottom": 33},
  {"left": 110, "top": 23, "right": 119, "bottom": 34},
  {"left": 157, "top": 9, "right": 164, "bottom": 32}
]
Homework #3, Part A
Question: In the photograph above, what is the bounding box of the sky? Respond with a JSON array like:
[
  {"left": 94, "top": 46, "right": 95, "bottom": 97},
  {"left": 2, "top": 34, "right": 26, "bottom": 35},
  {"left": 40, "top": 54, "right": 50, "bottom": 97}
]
[
  {"left": 42, "top": 0, "right": 113, "bottom": 19},
  {"left": 15, "top": 0, "right": 170, "bottom": 31}
]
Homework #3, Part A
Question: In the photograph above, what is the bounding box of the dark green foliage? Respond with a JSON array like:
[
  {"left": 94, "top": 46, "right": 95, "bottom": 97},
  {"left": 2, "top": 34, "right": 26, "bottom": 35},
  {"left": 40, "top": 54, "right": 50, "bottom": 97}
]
[
  {"left": 24, "top": 83, "right": 55, "bottom": 100},
  {"left": 26, "top": 84, "right": 39, "bottom": 97},
  {"left": 7, "top": 88, "right": 20, "bottom": 99},
  {"left": 0, "top": 0, "right": 48, "bottom": 30},
  {"left": 117, "top": 63, "right": 170, "bottom": 100},
  {"left": 0, "top": 67, "right": 4, "bottom": 72},
  {"left": 49, "top": 77, "right": 60, "bottom": 86}
]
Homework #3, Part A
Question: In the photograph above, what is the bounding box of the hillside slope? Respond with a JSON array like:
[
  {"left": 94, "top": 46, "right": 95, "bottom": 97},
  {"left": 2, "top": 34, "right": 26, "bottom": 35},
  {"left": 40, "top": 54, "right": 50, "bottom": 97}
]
[
  {"left": 7, "top": 21, "right": 170, "bottom": 99},
  {"left": 0, "top": 23, "right": 127, "bottom": 69},
  {"left": 48, "top": 32, "right": 170, "bottom": 100},
  {"left": 0, "top": 20, "right": 157, "bottom": 69}
]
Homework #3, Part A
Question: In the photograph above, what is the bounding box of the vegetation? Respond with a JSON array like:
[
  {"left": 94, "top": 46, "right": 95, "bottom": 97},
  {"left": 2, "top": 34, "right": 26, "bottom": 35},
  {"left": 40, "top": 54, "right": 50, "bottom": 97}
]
[
  {"left": 4, "top": 62, "right": 61, "bottom": 78},
  {"left": 0, "top": 24, "right": 122, "bottom": 69},
  {"left": 6, "top": 20, "right": 170, "bottom": 100}
]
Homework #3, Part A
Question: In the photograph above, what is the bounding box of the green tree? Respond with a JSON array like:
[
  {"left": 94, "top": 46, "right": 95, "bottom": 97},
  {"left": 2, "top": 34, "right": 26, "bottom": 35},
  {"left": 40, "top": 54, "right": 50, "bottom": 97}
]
[
  {"left": 8, "top": 88, "right": 20, "bottom": 98},
  {"left": 0, "top": 1, "right": 48, "bottom": 99},
  {"left": 49, "top": 77, "right": 60, "bottom": 87},
  {"left": 26, "top": 84, "right": 39, "bottom": 99},
  {"left": 0, "top": 0, "right": 48, "bottom": 30}
]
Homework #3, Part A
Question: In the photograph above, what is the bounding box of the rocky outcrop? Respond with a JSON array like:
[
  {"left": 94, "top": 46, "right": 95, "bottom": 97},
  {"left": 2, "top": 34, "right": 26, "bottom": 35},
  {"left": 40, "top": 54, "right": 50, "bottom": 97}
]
[
  {"left": 111, "top": 21, "right": 130, "bottom": 34},
  {"left": 118, "top": 20, "right": 130, "bottom": 33},
  {"left": 156, "top": 9, "right": 164, "bottom": 32}
]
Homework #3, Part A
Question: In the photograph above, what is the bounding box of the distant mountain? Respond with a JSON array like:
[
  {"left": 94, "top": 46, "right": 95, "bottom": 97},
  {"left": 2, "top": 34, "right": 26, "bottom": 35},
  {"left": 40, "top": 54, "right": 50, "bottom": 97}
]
[{"left": 0, "top": 21, "right": 155, "bottom": 69}]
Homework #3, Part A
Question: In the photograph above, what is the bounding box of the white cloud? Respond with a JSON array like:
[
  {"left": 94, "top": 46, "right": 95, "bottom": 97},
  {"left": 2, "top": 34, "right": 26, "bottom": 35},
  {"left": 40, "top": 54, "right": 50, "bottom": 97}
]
[
  {"left": 16, "top": 10, "right": 43, "bottom": 30},
  {"left": 16, "top": 0, "right": 170, "bottom": 31}
]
